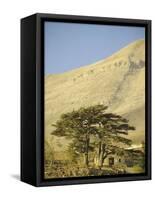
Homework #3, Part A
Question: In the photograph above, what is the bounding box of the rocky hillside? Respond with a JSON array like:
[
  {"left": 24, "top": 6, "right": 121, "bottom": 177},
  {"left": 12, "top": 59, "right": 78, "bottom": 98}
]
[{"left": 45, "top": 39, "right": 145, "bottom": 147}]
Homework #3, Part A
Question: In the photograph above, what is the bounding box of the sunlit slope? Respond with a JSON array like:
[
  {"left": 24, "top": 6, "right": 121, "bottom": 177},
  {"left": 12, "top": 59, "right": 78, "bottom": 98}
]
[{"left": 45, "top": 39, "right": 145, "bottom": 145}]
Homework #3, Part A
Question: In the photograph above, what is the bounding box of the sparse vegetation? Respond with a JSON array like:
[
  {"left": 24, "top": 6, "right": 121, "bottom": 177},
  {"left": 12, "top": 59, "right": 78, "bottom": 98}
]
[
  {"left": 43, "top": 104, "right": 144, "bottom": 179},
  {"left": 44, "top": 40, "right": 145, "bottom": 179}
]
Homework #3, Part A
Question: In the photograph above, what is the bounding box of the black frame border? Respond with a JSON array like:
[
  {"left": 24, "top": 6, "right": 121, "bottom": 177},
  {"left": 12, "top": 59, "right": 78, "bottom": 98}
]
[{"left": 35, "top": 13, "right": 151, "bottom": 186}]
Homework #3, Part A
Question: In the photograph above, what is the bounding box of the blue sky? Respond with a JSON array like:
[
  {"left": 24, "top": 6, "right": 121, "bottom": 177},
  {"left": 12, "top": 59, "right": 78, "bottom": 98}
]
[{"left": 44, "top": 22, "right": 145, "bottom": 75}]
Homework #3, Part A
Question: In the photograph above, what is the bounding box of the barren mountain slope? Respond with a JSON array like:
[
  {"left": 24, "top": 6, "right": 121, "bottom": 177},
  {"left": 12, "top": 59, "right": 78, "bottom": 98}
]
[{"left": 45, "top": 39, "right": 145, "bottom": 146}]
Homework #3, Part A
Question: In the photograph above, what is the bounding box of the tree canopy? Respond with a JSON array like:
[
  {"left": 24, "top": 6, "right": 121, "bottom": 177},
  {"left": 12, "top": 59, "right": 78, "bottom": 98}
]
[{"left": 51, "top": 105, "right": 135, "bottom": 167}]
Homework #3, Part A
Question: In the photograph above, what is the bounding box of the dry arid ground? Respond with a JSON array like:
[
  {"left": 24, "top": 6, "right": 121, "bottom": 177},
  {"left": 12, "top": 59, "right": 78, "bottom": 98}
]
[{"left": 44, "top": 39, "right": 145, "bottom": 178}]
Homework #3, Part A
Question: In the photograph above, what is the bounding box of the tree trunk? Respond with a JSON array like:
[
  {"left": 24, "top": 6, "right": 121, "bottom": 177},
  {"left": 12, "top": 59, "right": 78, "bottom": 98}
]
[
  {"left": 98, "top": 142, "right": 106, "bottom": 168},
  {"left": 102, "top": 154, "right": 107, "bottom": 165},
  {"left": 98, "top": 139, "right": 102, "bottom": 167},
  {"left": 84, "top": 133, "right": 89, "bottom": 167},
  {"left": 101, "top": 144, "right": 106, "bottom": 166},
  {"left": 84, "top": 153, "right": 89, "bottom": 167}
]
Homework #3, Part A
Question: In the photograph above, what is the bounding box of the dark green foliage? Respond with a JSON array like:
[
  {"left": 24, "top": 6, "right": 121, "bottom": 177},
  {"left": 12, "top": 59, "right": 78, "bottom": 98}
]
[{"left": 51, "top": 104, "right": 136, "bottom": 167}]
